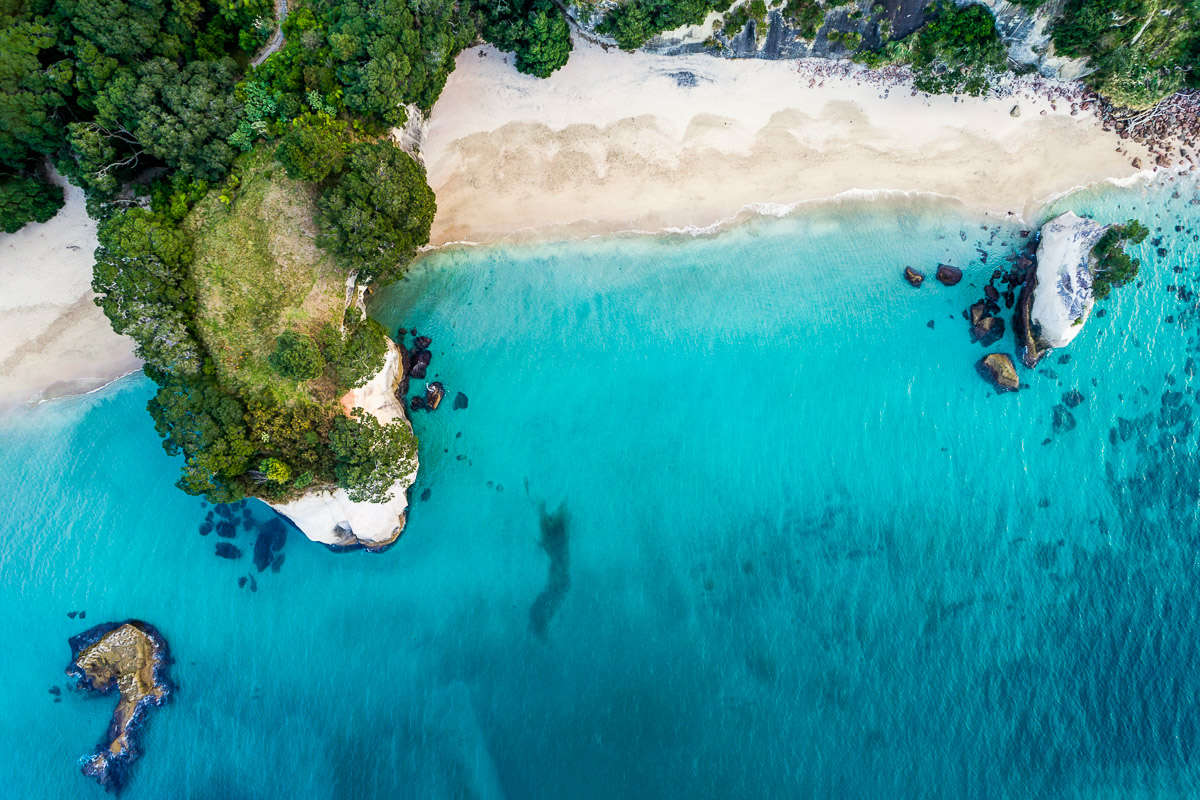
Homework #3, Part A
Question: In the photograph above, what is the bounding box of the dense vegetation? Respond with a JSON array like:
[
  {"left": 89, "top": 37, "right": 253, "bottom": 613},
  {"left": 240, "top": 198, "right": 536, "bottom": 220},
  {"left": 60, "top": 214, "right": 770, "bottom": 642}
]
[
  {"left": 1050, "top": 0, "right": 1200, "bottom": 109},
  {"left": 597, "top": 0, "right": 733, "bottom": 51},
  {"left": 1092, "top": 219, "right": 1150, "bottom": 300},
  {"left": 0, "top": 170, "right": 63, "bottom": 232},
  {"left": 857, "top": 2, "right": 1006, "bottom": 95},
  {"left": 481, "top": 0, "right": 572, "bottom": 77}
]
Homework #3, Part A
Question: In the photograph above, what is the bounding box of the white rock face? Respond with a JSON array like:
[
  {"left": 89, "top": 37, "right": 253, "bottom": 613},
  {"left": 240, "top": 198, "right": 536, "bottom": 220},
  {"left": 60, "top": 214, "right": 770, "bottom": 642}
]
[
  {"left": 269, "top": 338, "right": 419, "bottom": 549},
  {"left": 1030, "top": 211, "right": 1109, "bottom": 349}
]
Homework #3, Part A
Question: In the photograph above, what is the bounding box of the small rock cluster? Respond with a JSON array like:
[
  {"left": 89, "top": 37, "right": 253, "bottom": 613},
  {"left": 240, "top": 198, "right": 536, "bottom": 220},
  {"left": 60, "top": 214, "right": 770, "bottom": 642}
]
[{"left": 396, "top": 327, "right": 469, "bottom": 414}]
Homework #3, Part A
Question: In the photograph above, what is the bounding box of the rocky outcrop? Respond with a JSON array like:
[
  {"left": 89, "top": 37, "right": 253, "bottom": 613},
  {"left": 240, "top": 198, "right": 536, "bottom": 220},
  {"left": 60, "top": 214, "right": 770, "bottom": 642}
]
[
  {"left": 268, "top": 338, "right": 419, "bottom": 552},
  {"left": 904, "top": 266, "right": 925, "bottom": 287},
  {"left": 1013, "top": 211, "right": 1109, "bottom": 367},
  {"left": 66, "top": 621, "right": 172, "bottom": 793},
  {"left": 976, "top": 353, "right": 1021, "bottom": 392}
]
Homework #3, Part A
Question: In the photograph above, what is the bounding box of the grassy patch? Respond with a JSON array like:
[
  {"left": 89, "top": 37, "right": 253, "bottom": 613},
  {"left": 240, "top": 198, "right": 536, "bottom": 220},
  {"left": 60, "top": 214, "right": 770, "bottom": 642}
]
[{"left": 186, "top": 150, "right": 348, "bottom": 405}]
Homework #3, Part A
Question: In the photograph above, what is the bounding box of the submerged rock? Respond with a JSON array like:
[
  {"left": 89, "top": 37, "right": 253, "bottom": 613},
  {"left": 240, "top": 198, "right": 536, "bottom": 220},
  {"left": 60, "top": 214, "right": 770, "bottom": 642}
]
[
  {"left": 970, "top": 315, "right": 1006, "bottom": 347},
  {"left": 904, "top": 266, "right": 925, "bottom": 287},
  {"left": 215, "top": 543, "right": 241, "bottom": 559},
  {"left": 453, "top": 391, "right": 468, "bottom": 410},
  {"left": 936, "top": 264, "right": 963, "bottom": 286},
  {"left": 976, "top": 353, "right": 1020, "bottom": 392},
  {"left": 66, "top": 621, "right": 172, "bottom": 793},
  {"left": 1013, "top": 211, "right": 1110, "bottom": 367}
]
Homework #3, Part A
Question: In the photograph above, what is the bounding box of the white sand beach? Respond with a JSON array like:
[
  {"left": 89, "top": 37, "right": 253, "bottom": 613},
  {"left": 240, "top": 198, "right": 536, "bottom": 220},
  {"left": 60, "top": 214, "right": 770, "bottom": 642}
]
[
  {"left": 423, "top": 41, "right": 1153, "bottom": 245},
  {"left": 0, "top": 175, "right": 139, "bottom": 412}
]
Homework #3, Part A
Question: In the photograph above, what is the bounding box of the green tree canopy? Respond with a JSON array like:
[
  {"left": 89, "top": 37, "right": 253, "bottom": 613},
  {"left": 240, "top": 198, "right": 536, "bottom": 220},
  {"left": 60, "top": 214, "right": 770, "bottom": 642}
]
[
  {"left": 0, "top": 170, "right": 64, "bottom": 232},
  {"left": 329, "top": 408, "right": 417, "bottom": 503},
  {"left": 318, "top": 142, "right": 435, "bottom": 281},
  {"left": 275, "top": 113, "right": 348, "bottom": 183},
  {"left": 482, "top": 0, "right": 573, "bottom": 78}
]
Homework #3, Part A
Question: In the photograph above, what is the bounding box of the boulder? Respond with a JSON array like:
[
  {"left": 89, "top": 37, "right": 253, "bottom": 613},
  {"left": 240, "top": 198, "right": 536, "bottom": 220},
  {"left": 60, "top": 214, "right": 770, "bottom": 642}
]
[
  {"left": 453, "top": 391, "right": 469, "bottom": 410},
  {"left": 425, "top": 381, "right": 446, "bottom": 411},
  {"left": 410, "top": 349, "right": 431, "bottom": 379},
  {"left": 969, "top": 301, "right": 988, "bottom": 326},
  {"left": 904, "top": 266, "right": 925, "bottom": 287},
  {"left": 414, "top": 336, "right": 432, "bottom": 349},
  {"left": 936, "top": 264, "right": 963, "bottom": 286},
  {"left": 976, "top": 354, "right": 1020, "bottom": 392},
  {"left": 970, "top": 315, "right": 1006, "bottom": 347},
  {"left": 984, "top": 284, "right": 1000, "bottom": 302},
  {"left": 1062, "top": 389, "right": 1085, "bottom": 408}
]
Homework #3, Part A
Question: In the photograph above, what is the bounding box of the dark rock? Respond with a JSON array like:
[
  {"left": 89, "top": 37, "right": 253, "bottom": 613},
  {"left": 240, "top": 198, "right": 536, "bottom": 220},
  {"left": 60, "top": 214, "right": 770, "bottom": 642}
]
[
  {"left": 936, "top": 264, "right": 963, "bottom": 286},
  {"left": 68, "top": 611, "right": 77, "bottom": 619},
  {"left": 216, "top": 521, "right": 237, "bottom": 538},
  {"left": 238, "top": 576, "right": 247, "bottom": 588},
  {"left": 198, "top": 521, "right": 212, "bottom": 536},
  {"left": 425, "top": 381, "right": 446, "bottom": 411},
  {"left": 410, "top": 349, "right": 431, "bottom": 379},
  {"left": 420, "top": 488, "right": 432, "bottom": 501},
  {"left": 903, "top": 266, "right": 925, "bottom": 287},
  {"left": 1062, "top": 389, "right": 1085, "bottom": 408},
  {"left": 49, "top": 686, "right": 61, "bottom": 696},
  {"left": 984, "top": 284, "right": 1000, "bottom": 302},
  {"left": 270, "top": 554, "right": 285, "bottom": 573},
  {"left": 453, "top": 391, "right": 468, "bottom": 410},
  {"left": 1052, "top": 404, "right": 1077, "bottom": 433},
  {"left": 927, "top": 320, "right": 935, "bottom": 329},
  {"left": 79, "top": 611, "right": 85, "bottom": 619},
  {"left": 215, "top": 543, "right": 242, "bottom": 559},
  {"left": 976, "top": 354, "right": 1020, "bottom": 392},
  {"left": 414, "top": 336, "right": 432, "bottom": 349},
  {"left": 970, "top": 315, "right": 1006, "bottom": 347},
  {"left": 969, "top": 301, "right": 988, "bottom": 326},
  {"left": 1057, "top": 354, "right": 1072, "bottom": 364}
]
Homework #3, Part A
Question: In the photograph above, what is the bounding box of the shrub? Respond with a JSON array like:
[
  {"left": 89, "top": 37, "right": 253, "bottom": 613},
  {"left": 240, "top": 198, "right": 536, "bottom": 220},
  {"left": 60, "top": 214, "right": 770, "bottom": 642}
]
[
  {"left": 329, "top": 409, "right": 418, "bottom": 503},
  {"left": 269, "top": 330, "right": 325, "bottom": 381},
  {"left": 1092, "top": 219, "right": 1149, "bottom": 300}
]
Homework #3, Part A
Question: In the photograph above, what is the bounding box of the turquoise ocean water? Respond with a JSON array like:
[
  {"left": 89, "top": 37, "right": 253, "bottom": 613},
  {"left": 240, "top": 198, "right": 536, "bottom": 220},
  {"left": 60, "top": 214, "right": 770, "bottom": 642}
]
[{"left": 4, "top": 177, "right": 1200, "bottom": 798}]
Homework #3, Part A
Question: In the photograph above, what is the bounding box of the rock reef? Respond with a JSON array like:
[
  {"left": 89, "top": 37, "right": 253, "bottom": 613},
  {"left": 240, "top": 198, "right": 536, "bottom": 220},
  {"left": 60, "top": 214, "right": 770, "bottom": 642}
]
[
  {"left": 268, "top": 337, "right": 419, "bottom": 551},
  {"left": 66, "top": 621, "right": 172, "bottom": 792},
  {"left": 1013, "top": 211, "right": 1109, "bottom": 366}
]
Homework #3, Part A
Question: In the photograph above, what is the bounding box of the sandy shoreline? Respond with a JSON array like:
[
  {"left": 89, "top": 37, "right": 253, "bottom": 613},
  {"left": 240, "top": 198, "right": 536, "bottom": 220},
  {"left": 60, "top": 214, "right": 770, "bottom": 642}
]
[
  {"left": 423, "top": 41, "right": 1154, "bottom": 246},
  {"left": 0, "top": 174, "right": 139, "bottom": 413}
]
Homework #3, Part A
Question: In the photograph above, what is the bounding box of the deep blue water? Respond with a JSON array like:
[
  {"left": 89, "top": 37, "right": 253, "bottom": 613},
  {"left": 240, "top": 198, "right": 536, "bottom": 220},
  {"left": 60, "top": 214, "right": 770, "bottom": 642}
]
[{"left": 4, "top": 178, "right": 1200, "bottom": 798}]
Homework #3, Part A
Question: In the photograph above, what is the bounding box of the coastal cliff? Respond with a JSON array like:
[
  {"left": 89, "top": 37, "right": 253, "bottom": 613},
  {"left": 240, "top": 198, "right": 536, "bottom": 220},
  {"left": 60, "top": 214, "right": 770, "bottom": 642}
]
[
  {"left": 66, "top": 621, "right": 172, "bottom": 792},
  {"left": 268, "top": 337, "right": 419, "bottom": 551},
  {"left": 1014, "top": 211, "right": 1109, "bottom": 366}
]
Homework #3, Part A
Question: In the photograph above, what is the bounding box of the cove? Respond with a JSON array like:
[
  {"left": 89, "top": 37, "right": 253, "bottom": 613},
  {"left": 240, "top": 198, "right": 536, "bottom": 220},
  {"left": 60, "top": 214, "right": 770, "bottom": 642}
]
[{"left": 3, "top": 180, "right": 1200, "bottom": 798}]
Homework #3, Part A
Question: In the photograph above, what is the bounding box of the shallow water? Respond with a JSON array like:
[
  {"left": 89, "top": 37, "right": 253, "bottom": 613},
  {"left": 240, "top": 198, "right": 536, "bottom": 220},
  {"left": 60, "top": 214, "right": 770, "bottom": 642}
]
[{"left": 4, "top": 178, "right": 1200, "bottom": 798}]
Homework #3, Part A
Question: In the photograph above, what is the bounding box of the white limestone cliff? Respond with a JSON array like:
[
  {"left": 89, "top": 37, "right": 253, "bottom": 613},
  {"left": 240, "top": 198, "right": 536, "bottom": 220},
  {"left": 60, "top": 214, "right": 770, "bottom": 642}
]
[{"left": 268, "top": 338, "right": 418, "bottom": 550}]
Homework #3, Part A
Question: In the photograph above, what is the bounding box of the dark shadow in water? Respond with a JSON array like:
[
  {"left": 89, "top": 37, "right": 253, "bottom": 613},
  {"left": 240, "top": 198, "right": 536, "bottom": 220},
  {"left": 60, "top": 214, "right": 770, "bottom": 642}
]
[{"left": 529, "top": 500, "right": 570, "bottom": 640}]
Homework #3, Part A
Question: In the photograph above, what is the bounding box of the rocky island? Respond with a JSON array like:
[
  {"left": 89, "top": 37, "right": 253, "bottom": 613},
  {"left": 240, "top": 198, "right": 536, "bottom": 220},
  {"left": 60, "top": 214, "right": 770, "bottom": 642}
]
[
  {"left": 66, "top": 621, "right": 172, "bottom": 792},
  {"left": 1015, "top": 211, "right": 1148, "bottom": 367}
]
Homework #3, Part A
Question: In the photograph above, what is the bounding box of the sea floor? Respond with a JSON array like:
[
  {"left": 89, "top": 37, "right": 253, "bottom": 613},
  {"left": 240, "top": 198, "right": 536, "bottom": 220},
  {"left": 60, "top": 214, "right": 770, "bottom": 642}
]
[{"left": 3, "top": 178, "right": 1200, "bottom": 798}]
